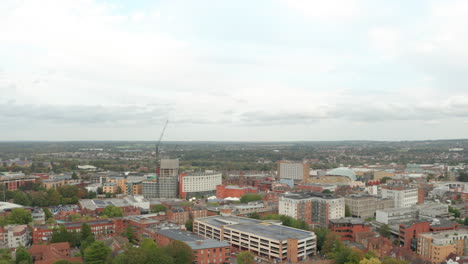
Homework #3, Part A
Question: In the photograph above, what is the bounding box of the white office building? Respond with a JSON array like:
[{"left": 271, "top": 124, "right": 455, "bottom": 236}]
[{"left": 381, "top": 187, "right": 418, "bottom": 208}]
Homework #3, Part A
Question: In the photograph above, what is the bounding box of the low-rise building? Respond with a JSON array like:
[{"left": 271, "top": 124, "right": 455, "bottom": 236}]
[
  {"left": 398, "top": 220, "right": 431, "bottom": 251},
  {"left": 345, "top": 195, "right": 394, "bottom": 219},
  {"left": 179, "top": 172, "right": 222, "bottom": 199},
  {"left": 0, "top": 225, "right": 29, "bottom": 248},
  {"left": 155, "top": 229, "right": 231, "bottom": 264},
  {"left": 216, "top": 185, "right": 258, "bottom": 199},
  {"left": 28, "top": 242, "right": 82, "bottom": 264},
  {"left": 417, "top": 229, "right": 468, "bottom": 263},
  {"left": 194, "top": 215, "right": 316, "bottom": 263},
  {"left": 167, "top": 207, "right": 189, "bottom": 225},
  {"left": 329, "top": 218, "right": 371, "bottom": 242},
  {"left": 213, "top": 202, "right": 278, "bottom": 217},
  {"left": 32, "top": 209, "right": 45, "bottom": 224},
  {"left": 32, "top": 219, "right": 119, "bottom": 244},
  {"left": 376, "top": 207, "right": 418, "bottom": 225}
]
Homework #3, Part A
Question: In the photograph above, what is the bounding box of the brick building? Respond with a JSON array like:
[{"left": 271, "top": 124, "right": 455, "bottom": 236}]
[
  {"left": 155, "top": 229, "right": 231, "bottom": 264},
  {"left": 28, "top": 242, "right": 82, "bottom": 264},
  {"left": 216, "top": 185, "right": 258, "bottom": 199},
  {"left": 167, "top": 207, "right": 189, "bottom": 225},
  {"left": 417, "top": 229, "right": 468, "bottom": 263},
  {"left": 279, "top": 192, "right": 345, "bottom": 227},
  {"left": 32, "top": 219, "right": 120, "bottom": 244},
  {"left": 329, "top": 218, "right": 371, "bottom": 242},
  {"left": 399, "top": 220, "right": 431, "bottom": 251}
]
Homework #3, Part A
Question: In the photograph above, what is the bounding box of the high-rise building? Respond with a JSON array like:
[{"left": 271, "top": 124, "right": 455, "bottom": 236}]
[
  {"left": 142, "top": 159, "right": 179, "bottom": 198},
  {"left": 159, "top": 159, "right": 179, "bottom": 177},
  {"left": 277, "top": 161, "right": 310, "bottom": 182},
  {"left": 279, "top": 192, "right": 345, "bottom": 227}
]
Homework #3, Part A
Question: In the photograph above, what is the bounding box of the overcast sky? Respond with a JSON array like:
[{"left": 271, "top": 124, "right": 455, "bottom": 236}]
[{"left": 1, "top": 0, "right": 468, "bottom": 141}]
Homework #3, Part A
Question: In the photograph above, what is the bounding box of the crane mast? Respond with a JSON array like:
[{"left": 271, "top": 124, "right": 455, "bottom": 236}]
[{"left": 156, "top": 120, "right": 169, "bottom": 175}]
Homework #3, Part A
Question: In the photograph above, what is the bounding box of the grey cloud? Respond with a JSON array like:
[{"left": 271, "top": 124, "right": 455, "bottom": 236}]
[
  {"left": 240, "top": 99, "right": 468, "bottom": 125},
  {"left": 240, "top": 111, "right": 323, "bottom": 125},
  {"left": 0, "top": 102, "right": 171, "bottom": 125}
]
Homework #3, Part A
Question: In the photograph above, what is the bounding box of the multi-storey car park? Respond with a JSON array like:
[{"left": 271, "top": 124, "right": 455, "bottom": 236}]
[{"left": 193, "top": 215, "right": 316, "bottom": 263}]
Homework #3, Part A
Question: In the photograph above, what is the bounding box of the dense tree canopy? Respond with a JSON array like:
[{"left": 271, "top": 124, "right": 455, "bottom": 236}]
[
  {"left": 84, "top": 241, "right": 111, "bottom": 264},
  {"left": 15, "top": 246, "right": 32, "bottom": 264},
  {"left": 240, "top": 193, "right": 263, "bottom": 203},
  {"left": 7, "top": 208, "right": 32, "bottom": 225},
  {"left": 102, "top": 205, "right": 123, "bottom": 218},
  {"left": 237, "top": 251, "right": 255, "bottom": 264},
  {"left": 151, "top": 204, "right": 167, "bottom": 213}
]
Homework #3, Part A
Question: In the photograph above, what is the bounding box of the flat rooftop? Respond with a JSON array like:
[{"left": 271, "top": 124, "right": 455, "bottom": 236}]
[
  {"left": 329, "top": 217, "right": 366, "bottom": 225},
  {"left": 157, "top": 229, "right": 230, "bottom": 250},
  {"left": 197, "top": 216, "right": 315, "bottom": 241},
  {"left": 281, "top": 192, "right": 341, "bottom": 200}
]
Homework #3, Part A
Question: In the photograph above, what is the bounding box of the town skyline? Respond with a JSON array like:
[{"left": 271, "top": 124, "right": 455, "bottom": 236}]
[{"left": 2, "top": 0, "right": 468, "bottom": 141}]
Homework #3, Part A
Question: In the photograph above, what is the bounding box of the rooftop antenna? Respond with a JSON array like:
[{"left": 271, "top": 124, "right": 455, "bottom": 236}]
[{"left": 156, "top": 120, "right": 169, "bottom": 176}]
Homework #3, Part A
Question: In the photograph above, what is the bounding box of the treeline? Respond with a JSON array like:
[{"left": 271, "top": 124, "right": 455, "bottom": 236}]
[
  {"left": 50, "top": 237, "right": 195, "bottom": 264},
  {"left": 313, "top": 228, "right": 424, "bottom": 264},
  {"left": 2, "top": 184, "right": 95, "bottom": 207}
]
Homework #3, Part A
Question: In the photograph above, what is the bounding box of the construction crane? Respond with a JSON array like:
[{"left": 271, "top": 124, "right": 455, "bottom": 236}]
[{"left": 155, "top": 120, "right": 169, "bottom": 174}]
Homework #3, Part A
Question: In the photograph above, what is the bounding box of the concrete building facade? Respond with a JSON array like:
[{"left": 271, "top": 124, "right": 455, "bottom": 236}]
[
  {"left": 344, "top": 195, "right": 394, "bottom": 219},
  {"left": 194, "top": 215, "right": 316, "bottom": 263},
  {"left": 381, "top": 186, "right": 418, "bottom": 208},
  {"left": 277, "top": 161, "right": 310, "bottom": 182},
  {"left": 179, "top": 172, "right": 222, "bottom": 199}
]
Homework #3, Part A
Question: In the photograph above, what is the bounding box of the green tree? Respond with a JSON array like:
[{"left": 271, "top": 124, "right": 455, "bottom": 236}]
[
  {"left": 8, "top": 208, "right": 32, "bottom": 225},
  {"left": 185, "top": 219, "right": 193, "bottom": 231},
  {"left": 47, "top": 189, "right": 62, "bottom": 205},
  {"left": 380, "top": 177, "right": 392, "bottom": 184},
  {"left": 322, "top": 232, "right": 343, "bottom": 256},
  {"left": 312, "top": 227, "right": 330, "bottom": 252},
  {"left": 382, "top": 257, "right": 408, "bottom": 264},
  {"left": 164, "top": 240, "right": 194, "bottom": 264},
  {"left": 449, "top": 206, "right": 461, "bottom": 218},
  {"left": 464, "top": 217, "right": 468, "bottom": 226},
  {"left": 30, "top": 191, "right": 49, "bottom": 207},
  {"left": 122, "top": 225, "right": 135, "bottom": 243},
  {"left": 378, "top": 224, "right": 391, "bottom": 238},
  {"left": 15, "top": 245, "right": 32, "bottom": 264},
  {"left": 43, "top": 208, "right": 53, "bottom": 220},
  {"left": 151, "top": 204, "right": 167, "bottom": 213},
  {"left": 0, "top": 248, "right": 12, "bottom": 264},
  {"left": 88, "top": 191, "right": 97, "bottom": 199},
  {"left": 84, "top": 241, "right": 111, "bottom": 264},
  {"left": 72, "top": 171, "right": 78, "bottom": 180},
  {"left": 81, "top": 223, "right": 94, "bottom": 240},
  {"left": 237, "top": 251, "right": 255, "bottom": 264},
  {"left": 13, "top": 192, "right": 31, "bottom": 206},
  {"left": 240, "top": 193, "right": 262, "bottom": 203},
  {"left": 248, "top": 212, "right": 260, "bottom": 219},
  {"left": 102, "top": 205, "right": 123, "bottom": 218},
  {"left": 51, "top": 225, "right": 80, "bottom": 247},
  {"left": 360, "top": 258, "right": 382, "bottom": 264}
]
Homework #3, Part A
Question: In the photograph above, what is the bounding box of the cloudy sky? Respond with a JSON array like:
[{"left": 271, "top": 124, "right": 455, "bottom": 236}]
[{"left": 1, "top": 0, "right": 468, "bottom": 141}]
